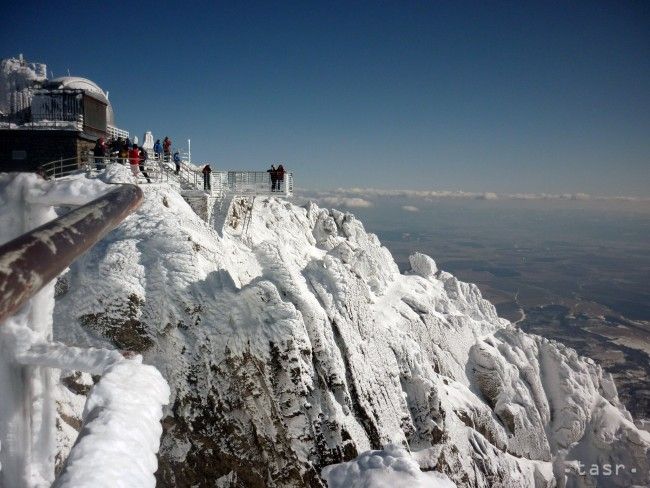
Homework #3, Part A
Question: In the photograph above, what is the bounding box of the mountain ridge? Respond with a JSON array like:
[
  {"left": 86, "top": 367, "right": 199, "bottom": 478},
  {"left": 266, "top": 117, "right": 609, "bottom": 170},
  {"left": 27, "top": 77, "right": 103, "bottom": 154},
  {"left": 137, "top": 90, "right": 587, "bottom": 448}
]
[{"left": 48, "top": 168, "right": 649, "bottom": 487}]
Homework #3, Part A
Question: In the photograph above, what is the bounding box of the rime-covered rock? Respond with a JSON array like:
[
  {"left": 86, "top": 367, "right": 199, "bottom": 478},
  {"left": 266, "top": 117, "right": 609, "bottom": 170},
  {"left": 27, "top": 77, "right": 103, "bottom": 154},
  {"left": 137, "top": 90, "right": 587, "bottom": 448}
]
[{"left": 50, "top": 170, "right": 650, "bottom": 487}]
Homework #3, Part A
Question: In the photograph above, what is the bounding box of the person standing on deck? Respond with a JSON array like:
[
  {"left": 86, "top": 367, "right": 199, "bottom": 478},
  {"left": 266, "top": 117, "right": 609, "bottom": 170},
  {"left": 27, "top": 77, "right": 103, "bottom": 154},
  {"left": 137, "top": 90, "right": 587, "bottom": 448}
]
[
  {"left": 276, "top": 164, "right": 285, "bottom": 192},
  {"left": 202, "top": 164, "right": 212, "bottom": 191},
  {"left": 173, "top": 151, "right": 181, "bottom": 175},
  {"left": 138, "top": 145, "right": 152, "bottom": 183},
  {"left": 267, "top": 165, "right": 277, "bottom": 192},
  {"left": 110, "top": 137, "right": 121, "bottom": 162},
  {"left": 93, "top": 137, "right": 107, "bottom": 170},
  {"left": 153, "top": 139, "right": 162, "bottom": 160},
  {"left": 128, "top": 144, "right": 141, "bottom": 178},
  {"left": 163, "top": 136, "right": 172, "bottom": 162},
  {"left": 119, "top": 141, "right": 129, "bottom": 163}
]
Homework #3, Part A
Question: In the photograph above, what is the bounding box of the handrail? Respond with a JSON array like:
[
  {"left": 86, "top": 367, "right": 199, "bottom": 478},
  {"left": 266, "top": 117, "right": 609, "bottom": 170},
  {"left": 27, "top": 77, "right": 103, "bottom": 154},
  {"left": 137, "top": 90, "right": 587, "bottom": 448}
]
[
  {"left": 221, "top": 170, "right": 294, "bottom": 196},
  {"left": 37, "top": 155, "right": 295, "bottom": 197},
  {"left": 37, "top": 156, "right": 84, "bottom": 179},
  {"left": 0, "top": 185, "right": 143, "bottom": 323},
  {"left": 90, "top": 156, "right": 169, "bottom": 183},
  {"left": 38, "top": 154, "right": 169, "bottom": 183}
]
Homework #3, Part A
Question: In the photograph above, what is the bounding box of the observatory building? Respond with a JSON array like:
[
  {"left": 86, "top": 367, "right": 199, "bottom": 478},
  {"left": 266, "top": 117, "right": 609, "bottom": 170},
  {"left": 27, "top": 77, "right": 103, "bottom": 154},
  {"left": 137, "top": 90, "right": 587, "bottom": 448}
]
[{"left": 0, "top": 55, "right": 129, "bottom": 172}]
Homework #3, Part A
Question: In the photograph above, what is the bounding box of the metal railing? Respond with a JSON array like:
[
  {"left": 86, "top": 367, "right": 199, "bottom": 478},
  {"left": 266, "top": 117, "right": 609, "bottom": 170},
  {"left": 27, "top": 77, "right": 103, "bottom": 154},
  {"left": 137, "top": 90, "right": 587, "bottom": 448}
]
[
  {"left": 37, "top": 154, "right": 295, "bottom": 198},
  {"left": 173, "top": 158, "right": 203, "bottom": 191},
  {"left": 38, "top": 156, "right": 87, "bottom": 179},
  {"left": 30, "top": 112, "right": 84, "bottom": 125},
  {"left": 223, "top": 170, "right": 294, "bottom": 197},
  {"left": 170, "top": 162, "right": 294, "bottom": 198},
  {"left": 89, "top": 155, "right": 169, "bottom": 183},
  {"left": 38, "top": 153, "right": 169, "bottom": 184},
  {"left": 0, "top": 186, "right": 143, "bottom": 322},
  {"left": 0, "top": 184, "right": 148, "bottom": 487}
]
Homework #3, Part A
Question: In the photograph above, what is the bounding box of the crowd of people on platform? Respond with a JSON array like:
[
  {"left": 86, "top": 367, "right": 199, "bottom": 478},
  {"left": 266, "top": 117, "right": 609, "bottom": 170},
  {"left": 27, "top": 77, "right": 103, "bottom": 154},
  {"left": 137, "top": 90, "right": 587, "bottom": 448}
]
[
  {"left": 93, "top": 135, "right": 179, "bottom": 183},
  {"left": 93, "top": 136, "right": 288, "bottom": 193}
]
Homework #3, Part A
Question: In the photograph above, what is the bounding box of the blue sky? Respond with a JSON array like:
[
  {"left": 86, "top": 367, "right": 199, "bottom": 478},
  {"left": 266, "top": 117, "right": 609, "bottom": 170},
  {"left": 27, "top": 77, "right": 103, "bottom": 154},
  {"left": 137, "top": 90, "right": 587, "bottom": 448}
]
[{"left": 3, "top": 1, "right": 649, "bottom": 196}]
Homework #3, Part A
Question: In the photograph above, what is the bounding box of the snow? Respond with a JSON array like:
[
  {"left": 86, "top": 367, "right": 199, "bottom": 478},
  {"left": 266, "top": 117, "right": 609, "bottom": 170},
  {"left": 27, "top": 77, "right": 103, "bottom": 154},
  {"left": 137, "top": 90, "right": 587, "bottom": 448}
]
[
  {"left": 408, "top": 252, "right": 438, "bottom": 278},
  {"left": 0, "top": 121, "right": 80, "bottom": 130},
  {"left": 322, "top": 444, "right": 456, "bottom": 488},
  {"left": 0, "top": 55, "right": 46, "bottom": 115},
  {"left": 0, "top": 171, "right": 169, "bottom": 488},
  {"left": 1, "top": 167, "right": 648, "bottom": 487},
  {"left": 48, "top": 172, "right": 649, "bottom": 487},
  {"left": 47, "top": 77, "right": 107, "bottom": 101},
  {"left": 53, "top": 359, "right": 169, "bottom": 488},
  {"left": 142, "top": 131, "right": 154, "bottom": 151}
]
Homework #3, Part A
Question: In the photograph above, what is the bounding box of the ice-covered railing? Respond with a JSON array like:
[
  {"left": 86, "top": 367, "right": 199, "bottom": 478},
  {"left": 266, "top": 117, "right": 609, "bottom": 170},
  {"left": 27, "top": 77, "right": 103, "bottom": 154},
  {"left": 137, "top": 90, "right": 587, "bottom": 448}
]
[
  {"left": 38, "top": 154, "right": 168, "bottom": 184},
  {"left": 38, "top": 154, "right": 295, "bottom": 199},
  {"left": 172, "top": 160, "right": 295, "bottom": 198},
  {"left": 0, "top": 183, "right": 170, "bottom": 488},
  {"left": 221, "top": 170, "right": 294, "bottom": 197}
]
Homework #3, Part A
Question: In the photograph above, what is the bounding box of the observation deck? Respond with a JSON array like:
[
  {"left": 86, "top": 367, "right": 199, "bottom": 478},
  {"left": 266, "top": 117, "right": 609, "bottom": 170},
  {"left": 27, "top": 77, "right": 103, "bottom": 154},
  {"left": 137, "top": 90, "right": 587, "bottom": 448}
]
[{"left": 39, "top": 155, "right": 294, "bottom": 199}]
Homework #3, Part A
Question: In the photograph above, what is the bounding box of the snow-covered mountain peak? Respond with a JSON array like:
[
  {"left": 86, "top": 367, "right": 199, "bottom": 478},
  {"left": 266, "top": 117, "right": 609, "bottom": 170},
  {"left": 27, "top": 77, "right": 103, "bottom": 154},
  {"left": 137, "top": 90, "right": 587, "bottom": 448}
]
[{"left": 32, "top": 171, "right": 649, "bottom": 487}]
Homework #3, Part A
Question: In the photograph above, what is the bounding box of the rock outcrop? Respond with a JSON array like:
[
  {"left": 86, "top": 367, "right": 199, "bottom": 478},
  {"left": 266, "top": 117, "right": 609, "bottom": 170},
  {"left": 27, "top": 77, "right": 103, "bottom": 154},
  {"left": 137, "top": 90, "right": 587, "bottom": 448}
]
[{"left": 53, "top": 176, "right": 650, "bottom": 487}]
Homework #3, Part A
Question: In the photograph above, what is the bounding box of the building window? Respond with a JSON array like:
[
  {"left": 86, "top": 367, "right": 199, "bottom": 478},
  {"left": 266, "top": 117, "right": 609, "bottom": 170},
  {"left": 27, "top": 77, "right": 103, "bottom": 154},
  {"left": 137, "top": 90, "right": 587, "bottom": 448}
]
[{"left": 12, "top": 150, "right": 27, "bottom": 160}]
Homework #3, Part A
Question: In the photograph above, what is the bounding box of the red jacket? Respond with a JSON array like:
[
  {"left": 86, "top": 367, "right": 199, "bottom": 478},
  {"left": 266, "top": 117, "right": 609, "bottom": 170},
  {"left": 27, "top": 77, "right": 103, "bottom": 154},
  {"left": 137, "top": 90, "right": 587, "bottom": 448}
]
[{"left": 129, "top": 148, "right": 140, "bottom": 165}]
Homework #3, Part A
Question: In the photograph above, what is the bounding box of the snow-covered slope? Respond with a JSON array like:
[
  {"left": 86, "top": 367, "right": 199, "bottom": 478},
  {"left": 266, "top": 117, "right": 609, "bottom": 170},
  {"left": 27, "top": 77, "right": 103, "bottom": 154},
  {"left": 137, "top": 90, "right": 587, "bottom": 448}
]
[
  {"left": 51, "top": 169, "right": 649, "bottom": 487},
  {"left": 322, "top": 444, "right": 455, "bottom": 488},
  {"left": 0, "top": 171, "right": 169, "bottom": 488}
]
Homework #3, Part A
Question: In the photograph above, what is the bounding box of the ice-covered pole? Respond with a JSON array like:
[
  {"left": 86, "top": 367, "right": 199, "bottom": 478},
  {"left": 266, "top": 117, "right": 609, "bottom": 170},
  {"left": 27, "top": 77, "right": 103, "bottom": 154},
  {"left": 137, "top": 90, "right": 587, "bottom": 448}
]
[
  {"left": 0, "top": 181, "right": 143, "bottom": 487},
  {"left": 0, "top": 185, "right": 143, "bottom": 323}
]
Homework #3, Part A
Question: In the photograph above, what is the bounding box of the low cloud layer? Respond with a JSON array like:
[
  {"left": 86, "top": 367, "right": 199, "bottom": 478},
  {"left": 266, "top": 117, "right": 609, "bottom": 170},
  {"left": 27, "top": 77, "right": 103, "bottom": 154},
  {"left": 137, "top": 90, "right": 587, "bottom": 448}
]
[
  {"left": 295, "top": 187, "right": 650, "bottom": 216},
  {"left": 299, "top": 187, "right": 649, "bottom": 203},
  {"left": 401, "top": 205, "right": 420, "bottom": 212},
  {"left": 318, "top": 196, "right": 374, "bottom": 208}
]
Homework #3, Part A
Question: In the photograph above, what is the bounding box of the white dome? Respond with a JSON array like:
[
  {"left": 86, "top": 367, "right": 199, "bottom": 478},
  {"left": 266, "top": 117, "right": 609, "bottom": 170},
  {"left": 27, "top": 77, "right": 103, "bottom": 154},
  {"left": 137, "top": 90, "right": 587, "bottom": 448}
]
[
  {"left": 49, "top": 76, "right": 105, "bottom": 98},
  {"left": 48, "top": 76, "right": 114, "bottom": 125}
]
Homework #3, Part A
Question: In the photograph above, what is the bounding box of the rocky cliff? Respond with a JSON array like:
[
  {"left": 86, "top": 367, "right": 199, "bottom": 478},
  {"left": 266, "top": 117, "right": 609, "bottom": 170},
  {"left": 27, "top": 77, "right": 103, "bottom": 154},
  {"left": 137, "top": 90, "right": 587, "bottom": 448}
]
[{"left": 53, "top": 174, "right": 650, "bottom": 487}]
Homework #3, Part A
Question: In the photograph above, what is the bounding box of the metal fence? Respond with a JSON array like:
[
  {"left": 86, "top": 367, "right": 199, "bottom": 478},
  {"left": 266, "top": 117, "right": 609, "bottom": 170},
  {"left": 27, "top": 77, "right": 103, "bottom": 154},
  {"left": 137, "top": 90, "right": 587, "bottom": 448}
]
[
  {"left": 172, "top": 163, "right": 294, "bottom": 198},
  {"left": 38, "top": 153, "right": 170, "bottom": 184},
  {"left": 223, "top": 170, "right": 293, "bottom": 196},
  {"left": 0, "top": 185, "right": 145, "bottom": 487},
  {"left": 37, "top": 154, "right": 295, "bottom": 198},
  {"left": 88, "top": 155, "right": 169, "bottom": 183},
  {"left": 31, "top": 90, "right": 83, "bottom": 123},
  {"left": 0, "top": 186, "right": 143, "bottom": 322}
]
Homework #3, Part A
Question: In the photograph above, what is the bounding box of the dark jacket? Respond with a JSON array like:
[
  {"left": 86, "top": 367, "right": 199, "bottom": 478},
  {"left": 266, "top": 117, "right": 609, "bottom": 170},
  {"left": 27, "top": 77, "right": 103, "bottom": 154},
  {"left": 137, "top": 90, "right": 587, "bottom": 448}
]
[{"left": 93, "top": 140, "right": 106, "bottom": 157}]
